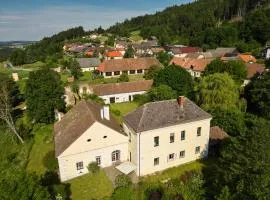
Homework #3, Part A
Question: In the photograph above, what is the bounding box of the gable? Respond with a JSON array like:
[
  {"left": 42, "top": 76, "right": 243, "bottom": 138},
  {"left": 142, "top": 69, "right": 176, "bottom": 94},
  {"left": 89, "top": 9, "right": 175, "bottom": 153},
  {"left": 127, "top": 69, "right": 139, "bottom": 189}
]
[{"left": 59, "top": 122, "right": 128, "bottom": 157}]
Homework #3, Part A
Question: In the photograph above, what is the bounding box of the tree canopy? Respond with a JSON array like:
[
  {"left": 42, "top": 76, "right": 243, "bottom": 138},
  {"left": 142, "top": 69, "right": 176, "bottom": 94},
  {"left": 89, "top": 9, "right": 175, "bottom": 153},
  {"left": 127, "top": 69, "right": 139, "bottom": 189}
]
[
  {"left": 154, "top": 65, "right": 194, "bottom": 98},
  {"left": 25, "top": 68, "right": 65, "bottom": 123}
]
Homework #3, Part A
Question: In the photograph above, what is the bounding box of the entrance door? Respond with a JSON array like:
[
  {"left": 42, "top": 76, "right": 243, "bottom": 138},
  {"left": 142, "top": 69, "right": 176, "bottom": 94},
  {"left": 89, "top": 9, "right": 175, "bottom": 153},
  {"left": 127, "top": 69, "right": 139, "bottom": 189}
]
[
  {"left": 129, "top": 95, "right": 132, "bottom": 101},
  {"left": 110, "top": 97, "right": 115, "bottom": 103}
]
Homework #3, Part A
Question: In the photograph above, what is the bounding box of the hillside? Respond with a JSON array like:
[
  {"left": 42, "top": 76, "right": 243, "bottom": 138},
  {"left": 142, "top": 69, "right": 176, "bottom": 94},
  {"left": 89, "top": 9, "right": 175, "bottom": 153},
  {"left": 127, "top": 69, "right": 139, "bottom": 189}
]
[{"left": 108, "top": 0, "right": 270, "bottom": 47}]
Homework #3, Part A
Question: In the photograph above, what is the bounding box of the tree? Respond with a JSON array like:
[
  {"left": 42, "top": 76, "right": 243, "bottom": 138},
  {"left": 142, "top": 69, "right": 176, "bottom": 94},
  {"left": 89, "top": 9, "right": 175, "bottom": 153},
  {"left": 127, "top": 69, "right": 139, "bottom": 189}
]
[
  {"left": 198, "top": 73, "right": 245, "bottom": 111},
  {"left": 148, "top": 85, "right": 177, "bottom": 102},
  {"left": 123, "top": 46, "right": 135, "bottom": 58},
  {"left": 9, "top": 49, "right": 26, "bottom": 66},
  {"left": 25, "top": 68, "right": 65, "bottom": 123},
  {"left": 0, "top": 170, "right": 50, "bottom": 200},
  {"left": 118, "top": 73, "right": 129, "bottom": 82},
  {"left": 0, "top": 73, "right": 24, "bottom": 143},
  {"left": 68, "top": 60, "right": 82, "bottom": 80},
  {"left": 210, "top": 117, "right": 270, "bottom": 199},
  {"left": 156, "top": 51, "right": 172, "bottom": 66},
  {"left": 144, "top": 65, "right": 162, "bottom": 80},
  {"left": 244, "top": 71, "right": 270, "bottom": 120},
  {"left": 154, "top": 65, "right": 194, "bottom": 98},
  {"left": 265, "top": 59, "right": 270, "bottom": 69},
  {"left": 203, "top": 59, "right": 247, "bottom": 83}
]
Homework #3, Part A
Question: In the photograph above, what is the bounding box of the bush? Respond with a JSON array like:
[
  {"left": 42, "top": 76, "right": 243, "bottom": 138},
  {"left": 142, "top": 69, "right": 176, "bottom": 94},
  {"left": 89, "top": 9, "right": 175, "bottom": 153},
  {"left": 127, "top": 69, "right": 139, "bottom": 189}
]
[
  {"left": 111, "top": 187, "right": 136, "bottom": 200},
  {"left": 118, "top": 73, "right": 129, "bottom": 82},
  {"left": 43, "top": 151, "right": 58, "bottom": 171},
  {"left": 87, "top": 162, "right": 100, "bottom": 174},
  {"left": 115, "top": 174, "right": 132, "bottom": 188},
  {"left": 111, "top": 109, "right": 121, "bottom": 116},
  {"left": 133, "top": 94, "right": 149, "bottom": 105}
]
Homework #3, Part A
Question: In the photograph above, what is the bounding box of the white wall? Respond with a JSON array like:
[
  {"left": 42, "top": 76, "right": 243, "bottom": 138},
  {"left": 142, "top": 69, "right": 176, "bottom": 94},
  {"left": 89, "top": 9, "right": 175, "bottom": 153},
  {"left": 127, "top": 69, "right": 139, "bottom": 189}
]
[
  {"left": 81, "top": 67, "right": 96, "bottom": 72},
  {"left": 101, "top": 91, "right": 147, "bottom": 104},
  {"left": 124, "top": 118, "right": 211, "bottom": 176},
  {"left": 58, "top": 121, "right": 128, "bottom": 181},
  {"left": 103, "top": 69, "right": 145, "bottom": 78}
]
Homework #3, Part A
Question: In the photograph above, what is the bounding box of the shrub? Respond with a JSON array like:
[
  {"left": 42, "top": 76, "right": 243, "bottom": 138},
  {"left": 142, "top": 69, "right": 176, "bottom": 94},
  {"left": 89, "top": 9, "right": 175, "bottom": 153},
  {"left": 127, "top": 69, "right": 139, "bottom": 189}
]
[
  {"left": 111, "top": 109, "right": 121, "bottom": 116},
  {"left": 115, "top": 174, "right": 132, "bottom": 188},
  {"left": 133, "top": 94, "right": 149, "bottom": 105},
  {"left": 118, "top": 73, "right": 129, "bottom": 82},
  {"left": 111, "top": 187, "right": 136, "bottom": 200},
  {"left": 87, "top": 162, "right": 100, "bottom": 174},
  {"left": 43, "top": 151, "right": 58, "bottom": 171}
]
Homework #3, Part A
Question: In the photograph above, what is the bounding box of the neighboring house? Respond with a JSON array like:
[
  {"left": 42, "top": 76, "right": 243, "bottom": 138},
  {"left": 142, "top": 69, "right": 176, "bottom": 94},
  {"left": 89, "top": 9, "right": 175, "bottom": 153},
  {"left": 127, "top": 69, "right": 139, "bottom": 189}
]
[
  {"left": 221, "top": 53, "right": 239, "bottom": 61},
  {"left": 209, "top": 126, "right": 228, "bottom": 155},
  {"left": 133, "top": 41, "right": 157, "bottom": 56},
  {"left": 76, "top": 58, "right": 101, "bottom": 72},
  {"left": 151, "top": 47, "right": 165, "bottom": 54},
  {"left": 238, "top": 53, "right": 256, "bottom": 63},
  {"left": 123, "top": 96, "right": 212, "bottom": 176},
  {"left": 79, "top": 80, "right": 153, "bottom": 104},
  {"left": 170, "top": 57, "right": 213, "bottom": 77},
  {"left": 169, "top": 46, "right": 202, "bottom": 57},
  {"left": 54, "top": 100, "right": 128, "bottom": 181},
  {"left": 97, "top": 57, "right": 162, "bottom": 78},
  {"left": 206, "top": 47, "right": 238, "bottom": 58},
  {"left": 261, "top": 47, "right": 270, "bottom": 59},
  {"left": 115, "top": 40, "right": 130, "bottom": 49},
  {"left": 243, "top": 63, "right": 265, "bottom": 86},
  {"left": 104, "top": 51, "right": 123, "bottom": 60}
]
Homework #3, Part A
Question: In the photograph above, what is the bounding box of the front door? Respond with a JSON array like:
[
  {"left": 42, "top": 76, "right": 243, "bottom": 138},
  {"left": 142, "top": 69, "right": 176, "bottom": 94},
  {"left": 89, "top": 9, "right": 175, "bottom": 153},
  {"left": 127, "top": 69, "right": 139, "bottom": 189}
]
[{"left": 110, "top": 97, "right": 115, "bottom": 104}]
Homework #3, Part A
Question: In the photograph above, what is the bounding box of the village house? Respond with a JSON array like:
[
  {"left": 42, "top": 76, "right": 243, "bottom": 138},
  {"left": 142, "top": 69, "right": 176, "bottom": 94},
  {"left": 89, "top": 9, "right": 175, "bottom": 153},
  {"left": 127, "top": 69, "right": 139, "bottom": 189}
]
[
  {"left": 206, "top": 47, "right": 238, "bottom": 58},
  {"left": 123, "top": 96, "right": 212, "bottom": 176},
  {"left": 79, "top": 80, "right": 153, "bottom": 104},
  {"left": 169, "top": 46, "right": 202, "bottom": 57},
  {"left": 243, "top": 63, "right": 265, "bottom": 86},
  {"left": 97, "top": 57, "right": 162, "bottom": 78},
  {"left": 115, "top": 40, "right": 130, "bottom": 49},
  {"left": 170, "top": 57, "right": 213, "bottom": 77},
  {"left": 104, "top": 51, "right": 124, "bottom": 60},
  {"left": 54, "top": 101, "right": 128, "bottom": 181},
  {"left": 76, "top": 58, "right": 101, "bottom": 72}
]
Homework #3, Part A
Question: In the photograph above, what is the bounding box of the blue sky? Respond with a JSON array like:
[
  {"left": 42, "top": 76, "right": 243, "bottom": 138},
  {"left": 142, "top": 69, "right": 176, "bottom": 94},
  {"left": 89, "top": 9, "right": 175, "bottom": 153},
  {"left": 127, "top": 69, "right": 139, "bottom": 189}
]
[{"left": 0, "top": 0, "right": 192, "bottom": 41}]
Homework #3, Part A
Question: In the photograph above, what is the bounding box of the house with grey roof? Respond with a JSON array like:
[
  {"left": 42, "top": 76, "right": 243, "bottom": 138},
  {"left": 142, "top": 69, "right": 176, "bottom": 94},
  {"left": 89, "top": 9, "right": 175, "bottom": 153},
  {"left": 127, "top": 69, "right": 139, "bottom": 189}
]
[
  {"left": 76, "top": 58, "right": 101, "bottom": 72},
  {"left": 123, "top": 96, "right": 212, "bottom": 176}
]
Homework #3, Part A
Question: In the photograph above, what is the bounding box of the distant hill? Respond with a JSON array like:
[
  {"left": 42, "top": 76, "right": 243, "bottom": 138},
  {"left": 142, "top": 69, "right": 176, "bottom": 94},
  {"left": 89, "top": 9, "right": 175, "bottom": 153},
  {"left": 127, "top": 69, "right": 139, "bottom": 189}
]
[{"left": 107, "top": 0, "right": 270, "bottom": 48}]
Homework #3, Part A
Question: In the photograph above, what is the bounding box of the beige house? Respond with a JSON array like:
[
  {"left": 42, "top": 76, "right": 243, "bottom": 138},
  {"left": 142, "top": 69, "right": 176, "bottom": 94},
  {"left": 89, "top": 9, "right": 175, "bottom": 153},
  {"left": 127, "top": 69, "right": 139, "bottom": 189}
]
[
  {"left": 54, "top": 101, "right": 128, "bottom": 181},
  {"left": 123, "top": 96, "right": 212, "bottom": 176}
]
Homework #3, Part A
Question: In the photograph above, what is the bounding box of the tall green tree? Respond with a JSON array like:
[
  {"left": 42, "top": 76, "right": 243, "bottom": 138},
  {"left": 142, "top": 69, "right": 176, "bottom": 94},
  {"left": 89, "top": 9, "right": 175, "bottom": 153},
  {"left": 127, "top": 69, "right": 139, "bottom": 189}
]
[
  {"left": 148, "top": 85, "right": 177, "bottom": 102},
  {"left": 198, "top": 73, "right": 245, "bottom": 111},
  {"left": 68, "top": 59, "right": 83, "bottom": 80},
  {"left": 25, "top": 68, "right": 65, "bottom": 123},
  {"left": 144, "top": 65, "right": 162, "bottom": 80},
  {"left": 9, "top": 49, "right": 26, "bottom": 66},
  {"left": 156, "top": 51, "right": 172, "bottom": 66},
  {"left": 244, "top": 71, "right": 270, "bottom": 120},
  {"left": 154, "top": 65, "right": 194, "bottom": 98},
  {"left": 123, "top": 46, "right": 135, "bottom": 58}
]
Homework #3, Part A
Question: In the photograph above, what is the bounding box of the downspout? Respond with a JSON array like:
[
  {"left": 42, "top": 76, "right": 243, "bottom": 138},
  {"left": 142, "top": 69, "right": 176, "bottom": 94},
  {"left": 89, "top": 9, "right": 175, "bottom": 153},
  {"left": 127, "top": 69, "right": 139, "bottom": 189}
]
[{"left": 138, "top": 132, "right": 141, "bottom": 177}]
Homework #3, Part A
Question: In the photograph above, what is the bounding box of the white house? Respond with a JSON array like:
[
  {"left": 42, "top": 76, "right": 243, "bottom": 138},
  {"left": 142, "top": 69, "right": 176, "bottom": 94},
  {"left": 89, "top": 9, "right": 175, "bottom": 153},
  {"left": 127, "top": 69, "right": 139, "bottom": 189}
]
[
  {"left": 76, "top": 58, "right": 101, "bottom": 72},
  {"left": 79, "top": 80, "right": 153, "bottom": 104},
  {"left": 123, "top": 96, "right": 212, "bottom": 176},
  {"left": 54, "top": 101, "right": 128, "bottom": 181}
]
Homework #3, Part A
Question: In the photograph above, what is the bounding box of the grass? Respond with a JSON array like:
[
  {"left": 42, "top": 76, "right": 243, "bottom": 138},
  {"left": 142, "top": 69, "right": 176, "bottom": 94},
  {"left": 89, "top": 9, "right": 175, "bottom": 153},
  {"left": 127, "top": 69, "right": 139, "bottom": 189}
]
[
  {"left": 110, "top": 102, "right": 139, "bottom": 124},
  {"left": 67, "top": 171, "right": 113, "bottom": 200},
  {"left": 79, "top": 71, "right": 92, "bottom": 81},
  {"left": 130, "top": 30, "right": 143, "bottom": 42},
  {"left": 21, "top": 61, "right": 45, "bottom": 69},
  {"left": 26, "top": 124, "right": 54, "bottom": 175}
]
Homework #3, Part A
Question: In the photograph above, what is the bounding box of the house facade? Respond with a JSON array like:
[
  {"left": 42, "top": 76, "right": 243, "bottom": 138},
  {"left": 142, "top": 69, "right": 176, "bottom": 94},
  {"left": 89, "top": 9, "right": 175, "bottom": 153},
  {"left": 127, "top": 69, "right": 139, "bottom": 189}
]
[
  {"left": 97, "top": 57, "right": 162, "bottom": 78},
  {"left": 79, "top": 80, "right": 153, "bottom": 104},
  {"left": 54, "top": 101, "right": 128, "bottom": 181},
  {"left": 76, "top": 58, "right": 101, "bottom": 72},
  {"left": 123, "top": 97, "right": 212, "bottom": 176}
]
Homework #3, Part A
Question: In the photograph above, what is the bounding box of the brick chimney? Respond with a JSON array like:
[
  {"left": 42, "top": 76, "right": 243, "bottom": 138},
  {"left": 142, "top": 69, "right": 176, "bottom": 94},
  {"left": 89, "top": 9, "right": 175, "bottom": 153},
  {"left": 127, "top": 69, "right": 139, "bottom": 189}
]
[{"left": 178, "top": 96, "right": 185, "bottom": 109}]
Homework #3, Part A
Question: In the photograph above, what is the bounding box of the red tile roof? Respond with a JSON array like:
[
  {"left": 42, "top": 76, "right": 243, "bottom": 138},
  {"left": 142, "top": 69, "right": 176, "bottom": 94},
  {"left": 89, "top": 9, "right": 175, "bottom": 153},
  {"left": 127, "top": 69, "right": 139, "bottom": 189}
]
[
  {"left": 105, "top": 51, "right": 123, "bottom": 57},
  {"left": 180, "top": 47, "right": 202, "bottom": 54},
  {"left": 170, "top": 57, "right": 213, "bottom": 72},
  {"left": 210, "top": 126, "right": 229, "bottom": 141},
  {"left": 246, "top": 63, "right": 265, "bottom": 79},
  {"left": 97, "top": 57, "right": 162, "bottom": 73}
]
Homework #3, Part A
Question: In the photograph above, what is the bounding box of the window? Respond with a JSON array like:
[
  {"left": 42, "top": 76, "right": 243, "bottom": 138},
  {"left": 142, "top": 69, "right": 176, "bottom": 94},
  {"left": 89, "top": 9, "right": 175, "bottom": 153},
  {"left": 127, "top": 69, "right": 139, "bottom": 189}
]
[
  {"left": 96, "top": 156, "right": 101, "bottom": 166},
  {"left": 195, "top": 146, "right": 200, "bottom": 154},
  {"left": 105, "top": 72, "right": 112, "bottom": 76},
  {"left": 103, "top": 136, "right": 107, "bottom": 139},
  {"left": 114, "top": 71, "right": 120, "bottom": 76},
  {"left": 76, "top": 162, "right": 83, "bottom": 170},
  {"left": 128, "top": 132, "right": 131, "bottom": 143},
  {"left": 168, "top": 153, "right": 175, "bottom": 161},
  {"left": 181, "top": 131, "right": 185, "bottom": 141},
  {"left": 122, "top": 70, "right": 128, "bottom": 74},
  {"left": 154, "top": 136, "right": 159, "bottom": 147},
  {"left": 170, "top": 133, "right": 175, "bottom": 143},
  {"left": 87, "top": 139, "right": 91, "bottom": 142},
  {"left": 112, "top": 150, "right": 121, "bottom": 162},
  {"left": 129, "top": 70, "right": 135, "bottom": 74},
  {"left": 197, "top": 127, "right": 202, "bottom": 137},
  {"left": 154, "top": 157, "right": 159, "bottom": 166},
  {"left": 137, "top": 69, "right": 143, "bottom": 74},
  {"left": 180, "top": 151, "right": 185, "bottom": 158}
]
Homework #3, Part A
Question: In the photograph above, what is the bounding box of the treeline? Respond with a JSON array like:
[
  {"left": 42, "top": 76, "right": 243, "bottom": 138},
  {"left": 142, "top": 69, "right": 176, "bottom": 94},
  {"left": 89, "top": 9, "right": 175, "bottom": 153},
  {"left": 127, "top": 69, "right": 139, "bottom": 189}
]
[
  {"left": 9, "top": 26, "right": 85, "bottom": 65},
  {"left": 108, "top": 0, "right": 270, "bottom": 49}
]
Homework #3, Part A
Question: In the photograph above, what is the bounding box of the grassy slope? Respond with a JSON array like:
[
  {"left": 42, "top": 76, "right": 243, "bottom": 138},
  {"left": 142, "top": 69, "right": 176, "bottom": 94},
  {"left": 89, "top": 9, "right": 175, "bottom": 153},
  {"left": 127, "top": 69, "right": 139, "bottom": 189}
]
[
  {"left": 129, "top": 30, "right": 143, "bottom": 42},
  {"left": 67, "top": 171, "right": 113, "bottom": 200},
  {"left": 26, "top": 125, "right": 54, "bottom": 175}
]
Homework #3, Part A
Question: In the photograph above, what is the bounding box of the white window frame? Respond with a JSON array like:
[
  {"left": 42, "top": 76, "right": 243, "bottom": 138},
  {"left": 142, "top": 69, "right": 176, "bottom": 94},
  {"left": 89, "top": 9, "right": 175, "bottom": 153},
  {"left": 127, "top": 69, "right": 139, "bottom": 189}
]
[
  {"left": 76, "top": 162, "right": 84, "bottom": 170},
  {"left": 154, "top": 157, "right": 159, "bottom": 166},
  {"left": 197, "top": 127, "right": 202, "bottom": 137},
  {"left": 170, "top": 133, "right": 175, "bottom": 143},
  {"left": 181, "top": 130, "right": 185, "bottom": 141},
  {"left": 179, "top": 150, "right": 185, "bottom": 158},
  {"left": 96, "top": 156, "right": 101, "bottom": 166},
  {"left": 195, "top": 146, "right": 201, "bottom": 154},
  {"left": 168, "top": 153, "right": 175, "bottom": 162},
  {"left": 154, "top": 136, "right": 159, "bottom": 147}
]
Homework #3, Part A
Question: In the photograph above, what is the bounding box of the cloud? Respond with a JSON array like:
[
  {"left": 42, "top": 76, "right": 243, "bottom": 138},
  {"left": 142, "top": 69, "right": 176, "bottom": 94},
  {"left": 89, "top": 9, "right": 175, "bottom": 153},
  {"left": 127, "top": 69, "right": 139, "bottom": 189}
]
[{"left": 0, "top": 5, "right": 150, "bottom": 41}]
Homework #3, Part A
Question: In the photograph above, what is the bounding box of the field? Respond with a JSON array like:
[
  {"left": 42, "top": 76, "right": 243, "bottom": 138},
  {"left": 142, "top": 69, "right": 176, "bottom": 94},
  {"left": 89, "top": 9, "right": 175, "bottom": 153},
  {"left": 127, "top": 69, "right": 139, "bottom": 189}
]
[{"left": 130, "top": 30, "right": 143, "bottom": 42}]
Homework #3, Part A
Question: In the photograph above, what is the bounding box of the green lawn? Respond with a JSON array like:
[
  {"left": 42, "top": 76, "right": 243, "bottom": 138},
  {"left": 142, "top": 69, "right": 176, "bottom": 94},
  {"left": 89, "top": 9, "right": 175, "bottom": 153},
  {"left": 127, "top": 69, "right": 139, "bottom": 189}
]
[
  {"left": 110, "top": 102, "right": 139, "bottom": 124},
  {"left": 67, "top": 171, "right": 113, "bottom": 200},
  {"left": 26, "top": 124, "right": 54, "bottom": 175},
  {"left": 130, "top": 30, "right": 143, "bottom": 42},
  {"left": 21, "top": 61, "right": 45, "bottom": 69},
  {"left": 79, "top": 71, "right": 92, "bottom": 81}
]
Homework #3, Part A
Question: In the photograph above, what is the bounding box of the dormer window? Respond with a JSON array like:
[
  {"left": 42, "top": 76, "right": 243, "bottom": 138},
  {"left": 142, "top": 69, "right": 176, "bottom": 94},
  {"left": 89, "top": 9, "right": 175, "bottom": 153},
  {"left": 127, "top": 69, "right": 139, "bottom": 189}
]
[
  {"left": 87, "top": 139, "right": 91, "bottom": 142},
  {"left": 103, "top": 136, "right": 107, "bottom": 139}
]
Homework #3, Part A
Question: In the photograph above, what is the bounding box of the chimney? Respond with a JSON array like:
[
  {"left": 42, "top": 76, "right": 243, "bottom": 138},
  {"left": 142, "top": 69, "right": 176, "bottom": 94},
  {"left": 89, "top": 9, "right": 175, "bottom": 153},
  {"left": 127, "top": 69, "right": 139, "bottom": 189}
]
[
  {"left": 101, "top": 106, "right": 110, "bottom": 120},
  {"left": 178, "top": 96, "right": 185, "bottom": 109}
]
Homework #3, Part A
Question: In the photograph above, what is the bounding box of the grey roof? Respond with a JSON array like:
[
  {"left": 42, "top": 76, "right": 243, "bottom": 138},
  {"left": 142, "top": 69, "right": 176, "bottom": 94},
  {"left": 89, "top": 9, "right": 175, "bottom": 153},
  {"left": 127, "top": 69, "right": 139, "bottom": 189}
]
[
  {"left": 54, "top": 100, "right": 124, "bottom": 157},
  {"left": 76, "top": 58, "right": 101, "bottom": 68},
  {"left": 124, "top": 98, "right": 212, "bottom": 133}
]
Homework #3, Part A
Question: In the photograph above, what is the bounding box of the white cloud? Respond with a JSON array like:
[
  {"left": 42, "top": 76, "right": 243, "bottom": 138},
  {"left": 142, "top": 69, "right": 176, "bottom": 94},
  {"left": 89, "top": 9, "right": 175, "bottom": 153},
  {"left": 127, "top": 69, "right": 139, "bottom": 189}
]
[{"left": 0, "top": 5, "right": 150, "bottom": 40}]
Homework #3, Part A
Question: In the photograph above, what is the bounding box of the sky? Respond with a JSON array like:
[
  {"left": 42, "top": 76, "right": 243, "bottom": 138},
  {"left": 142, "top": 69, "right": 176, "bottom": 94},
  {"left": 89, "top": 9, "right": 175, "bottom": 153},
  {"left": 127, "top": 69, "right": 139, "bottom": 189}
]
[{"left": 0, "top": 0, "right": 192, "bottom": 41}]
